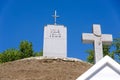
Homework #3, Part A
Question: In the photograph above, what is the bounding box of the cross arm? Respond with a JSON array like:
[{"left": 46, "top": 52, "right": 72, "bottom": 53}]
[
  {"left": 102, "top": 34, "right": 113, "bottom": 45},
  {"left": 82, "top": 33, "right": 95, "bottom": 44}
]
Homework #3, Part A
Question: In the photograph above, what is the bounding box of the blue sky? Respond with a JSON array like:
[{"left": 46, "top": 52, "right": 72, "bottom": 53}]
[{"left": 0, "top": 0, "right": 120, "bottom": 61}]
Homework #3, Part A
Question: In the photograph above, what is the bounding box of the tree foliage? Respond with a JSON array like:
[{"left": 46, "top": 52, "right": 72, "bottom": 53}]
[
  {"left": 19, "top": 41, "right": 33, "bottom": 58},
  {"left": 0, "top": 40, "right": 43, "bottom": 63},
  {"left": 34, "top": 50, "right": 43, "bottom": 56},
  {"left": 102, "top": 45, "right": 114, "bottom": 58},
  {"left": 0, "top": 49, "right": 21, "bottom": 63},
  {"left": 113, "top": 38, "right": 120, "bottom": 62},
  {"left": 86, "top": 45, "right": 113, "bottom": 64},
  {"left": 86, "top": 50, "right": 94, "bottom": 64}
]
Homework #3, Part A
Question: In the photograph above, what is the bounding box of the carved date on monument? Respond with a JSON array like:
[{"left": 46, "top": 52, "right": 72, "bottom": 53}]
[{"left": 50, "top": 29, "right": 61, "bottom": 38}]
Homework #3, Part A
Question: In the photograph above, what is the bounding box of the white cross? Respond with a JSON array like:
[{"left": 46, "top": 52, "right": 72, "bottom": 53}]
[
  {"left": 82, "top": 24, "right": 113, "bottom": 63},
  {"left": 52, "top": 10, "right": 59, "bottom": 25}
]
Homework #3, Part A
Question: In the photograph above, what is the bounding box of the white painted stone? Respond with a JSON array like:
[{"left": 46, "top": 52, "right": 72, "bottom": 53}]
[
  {"left": 82, "top": 24, "right": 113, "bottom": 63},
  {"left": 43, "top": 24, "right": 67, "bottom": 57},
  {"left": 76, "top": 56, "right": 120, "bottom": 80},
  {"left": 93, "top": 24, "right": 101, "bottom": 36},
  {"left": 22, "top": 56, "right": 83, "bottom": 62}
]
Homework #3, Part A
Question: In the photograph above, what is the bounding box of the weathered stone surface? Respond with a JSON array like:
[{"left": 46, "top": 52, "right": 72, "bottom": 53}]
[
  {"left": 43, "top": 24, "right": 67, "bottom": 57},
  {"left": 82, "top": 24, "right": 112, "bottom": 63}
]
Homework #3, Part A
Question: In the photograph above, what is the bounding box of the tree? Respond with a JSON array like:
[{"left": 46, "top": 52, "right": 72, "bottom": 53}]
[
  {"left": 86, "top": 45, "right": 113, "bottom": 64},
  {"left": 34, "top": 50, "right": 43, "bottom": 56},
  {"left": 113, "top": 38, "right": 120, "bottom": 62},
  {"left": 19, "top": 41, "right": 34, "bottom": 58},
  {"left": 0, "top": 53, "right": 2, "bottom": 63},
  {"left": 0, "top": 40, "right": 44, "bottom": 63},
  {"left": 86, "top": 50, "right": 94, "bottom": 64},
  {"left": 103, "top": 45, "right": 114, "bottom": 58},
  {"left": 0, "top": 49, "right": 21, "bottom": 63}
]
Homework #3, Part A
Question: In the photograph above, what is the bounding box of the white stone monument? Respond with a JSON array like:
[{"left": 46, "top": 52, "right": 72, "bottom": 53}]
[
  {"left": 82, "top": 24, "right": 113, "bottom": 63},
  {"left": 43, "top": 11, "right": 67, "bottom": 57},
  {"left": 76, "top": 56, "right": 120, "bottom": 80}
]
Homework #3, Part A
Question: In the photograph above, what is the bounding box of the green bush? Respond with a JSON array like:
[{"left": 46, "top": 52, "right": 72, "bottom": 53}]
[
  {"left": 34, "top": 51, "right": 43, "bottom": 56},
  {"left": 0, "top": 53, "right": 2, "bottom": 63},
  {"left": 19, "top": 41, "right": 34, "bottom": 58},
  {"left": 0, "top": 49, "right": 21, "bottom": 63},
  {"left": 0, "top": 40, "right": 43, "bottom": 63}
]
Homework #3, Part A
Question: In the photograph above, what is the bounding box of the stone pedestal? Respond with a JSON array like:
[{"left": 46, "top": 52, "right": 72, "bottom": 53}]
[{"left": 43, "top": 24, "right": 67, "bottom": 57}]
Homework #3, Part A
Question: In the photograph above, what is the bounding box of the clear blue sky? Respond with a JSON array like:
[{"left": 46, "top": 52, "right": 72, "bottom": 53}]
[{"left": 0, "top": 0, "right": 120, "bottom": 61}]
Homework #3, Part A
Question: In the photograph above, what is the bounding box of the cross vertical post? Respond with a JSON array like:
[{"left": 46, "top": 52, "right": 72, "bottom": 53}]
[{"left": 52, "top": 10, "right": 59, "bottom": 25}]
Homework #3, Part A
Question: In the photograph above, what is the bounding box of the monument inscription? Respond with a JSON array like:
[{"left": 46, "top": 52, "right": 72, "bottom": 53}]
[{"left": 50, "top": 29, "right": 61, "bottom": 38}]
